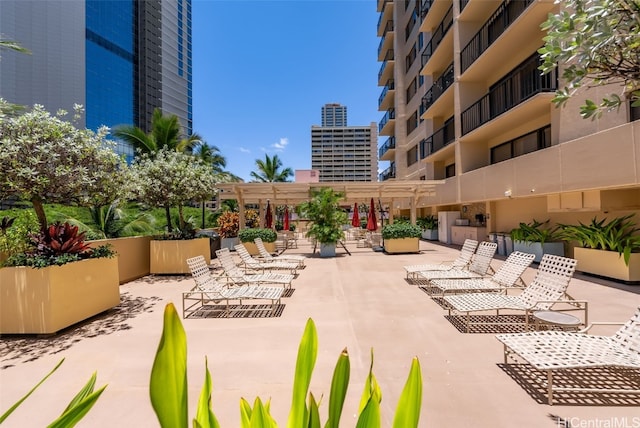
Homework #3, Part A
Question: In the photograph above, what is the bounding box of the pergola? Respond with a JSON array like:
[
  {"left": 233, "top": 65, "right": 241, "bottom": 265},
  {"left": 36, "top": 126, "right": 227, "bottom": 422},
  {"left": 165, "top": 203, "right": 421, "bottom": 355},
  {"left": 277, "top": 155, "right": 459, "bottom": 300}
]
[{"left": 215, "top": 180, "right": 445, "bottom": 229}]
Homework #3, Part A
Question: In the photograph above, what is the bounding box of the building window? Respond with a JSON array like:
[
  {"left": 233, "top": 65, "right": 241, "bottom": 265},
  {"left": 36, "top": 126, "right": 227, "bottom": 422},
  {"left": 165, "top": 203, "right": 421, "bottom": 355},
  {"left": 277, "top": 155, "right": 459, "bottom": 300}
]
[
  {"left": 406, "top": 77, "right": 417, "bottom": 102},
  {"left": 407, "top": 145, "right": 418, "bottom": 166},
  {"left": 406, "top": 110, "right": 418, "bottom": 135},
  {"left": 445, "top": 163, "right": 456, "bottom": 178},
  {"left": 405, "top": 43, "right": 417, "bottom": 73},
  {"left": 490, "top": 125, "right": 551, "bottom": 164}
]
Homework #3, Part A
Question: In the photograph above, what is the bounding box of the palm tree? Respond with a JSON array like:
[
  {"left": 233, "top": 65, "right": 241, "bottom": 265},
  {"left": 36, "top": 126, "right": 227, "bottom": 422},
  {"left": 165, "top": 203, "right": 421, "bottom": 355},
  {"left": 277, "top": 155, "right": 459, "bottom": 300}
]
[
  {"left": 250, "top": 154, "right": 293, "bottom": 182},
  {"left": 113, "top": 108, "right": 200, "bottom": 231},
  {"left": 191, "top": 142, "right": 226, "bottom": 172}
]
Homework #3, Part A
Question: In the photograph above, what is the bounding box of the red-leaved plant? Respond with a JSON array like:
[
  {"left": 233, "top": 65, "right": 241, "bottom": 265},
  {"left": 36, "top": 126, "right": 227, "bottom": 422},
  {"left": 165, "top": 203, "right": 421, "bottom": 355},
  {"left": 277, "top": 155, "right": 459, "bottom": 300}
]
[{"left": 32, "top": 221, "right": 92, "bottom": 257}]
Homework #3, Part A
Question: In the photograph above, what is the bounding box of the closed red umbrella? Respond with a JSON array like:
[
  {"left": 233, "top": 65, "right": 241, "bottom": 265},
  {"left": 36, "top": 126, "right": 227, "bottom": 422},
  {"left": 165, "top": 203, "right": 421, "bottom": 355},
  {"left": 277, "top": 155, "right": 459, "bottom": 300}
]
[
  {"left": 351, "top": 202, "right": 360, "bottom": 227},
  {"left": 283, "top": 205, "right": 290, "bottom": 231},
  {"left": 265, "top": 201, "right": 273, "bottom": 228},
  {"left": 366, "top": 198, "right": 377, "bottom": 231}
]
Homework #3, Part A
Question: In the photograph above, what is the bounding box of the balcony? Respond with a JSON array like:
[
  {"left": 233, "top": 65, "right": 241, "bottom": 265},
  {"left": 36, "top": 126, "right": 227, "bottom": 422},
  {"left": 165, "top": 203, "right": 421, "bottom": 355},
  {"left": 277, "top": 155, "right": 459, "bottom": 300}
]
[
  {"left": 377, "top": 18, "right": 394, "bottom": 37},
  {"left": 461, "top": 54, "right": 558, "bottom": 136},
  {"left": 378, "top": 137, "right": 396, "bottom": 161},
  {"left": 377, "top": 50, "right": 394, "bottom": 85},
  {"left": 420, "top": 117, "right": 455, "bottom": 159},
  {"left": 459, "top": 0, "right": 469, "bottom": 13},
  {"left": 420, "top": 0, "right": 452, "bottom": 33},
  {"left": 379, "top": 163, "right": 396, "bottom": 181},
  {"left": 420, "top": 0, "right": 433, "bottom": 20},
  {"left": 419, "top": 4, "right": 453, "bottom": 70},
  {"left": 460, "top": 0, "right": 535, "bottom": 74},
  {"left": 378, "top": 108, "right": 396, "bottom": 136},
  {"left": 421, "top": 63, "right": 454, "bottom": 114},
  {"left": 378, "top": 79, "right": 395, "bottom": 111},
  {"left": 377, "top": 29, "right": 394, "bottom": 61}
]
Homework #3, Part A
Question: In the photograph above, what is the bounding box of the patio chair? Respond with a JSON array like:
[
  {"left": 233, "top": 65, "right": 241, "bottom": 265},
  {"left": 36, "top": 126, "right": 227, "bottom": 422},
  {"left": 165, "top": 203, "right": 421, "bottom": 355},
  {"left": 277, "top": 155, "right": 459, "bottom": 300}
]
[
  {"left": 443, "top": 254, "right": 584, "bottom": 333},
  {"left": 254, "top": 237, "right": 306, "bottom": 267},
  {"left": 496, "top": 306, "right": 640, "bottom": 404},
  {"left": 182, "top": 255, "right": 284, "bottom": 318},
  {"left": 235, "top": 244, "right": 298, "bottom": 275},
  {"left": 404, "top": 239, "right": 478, "bottom": 279},
  {"left": 216, "top": 248, "right": 294, "bottom": 289},
  {"left": 416, "top": 241, "right": 497, "bottom": 283},
  {"left": 428, "top": 251, "right": 535, "bottom": 297}
]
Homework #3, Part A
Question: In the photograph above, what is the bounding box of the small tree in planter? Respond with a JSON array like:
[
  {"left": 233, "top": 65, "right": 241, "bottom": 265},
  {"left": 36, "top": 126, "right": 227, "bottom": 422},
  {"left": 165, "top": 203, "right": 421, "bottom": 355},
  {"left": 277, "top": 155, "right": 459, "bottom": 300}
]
[
  {"left": 382, "top": 223, "right": 422, "bottom": 253},
  {"left": 238, "top": 227, "right": 277, "bottom": 255},
  {"left": 299, "top": 188, "right": 347, "bottom": 257},
  {"left": 417, "top": 215, "right": 438, "bottom": 240},
  {"left": 510, "top": 219, "right": 564, "bottom": 262}
]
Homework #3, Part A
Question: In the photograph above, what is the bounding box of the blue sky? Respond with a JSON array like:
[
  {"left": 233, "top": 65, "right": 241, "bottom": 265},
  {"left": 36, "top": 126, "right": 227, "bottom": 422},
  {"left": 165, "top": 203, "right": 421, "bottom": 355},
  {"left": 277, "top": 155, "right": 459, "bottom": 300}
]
[{"left": 192, "top": 0, "right": 382, "bottom": 182}]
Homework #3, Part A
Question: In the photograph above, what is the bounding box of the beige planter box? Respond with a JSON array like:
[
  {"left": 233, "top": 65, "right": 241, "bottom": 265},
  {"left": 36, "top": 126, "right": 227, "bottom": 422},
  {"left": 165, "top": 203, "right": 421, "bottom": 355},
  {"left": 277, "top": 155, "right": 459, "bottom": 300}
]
[
  {"left": 0, "top": 257, "right": 120, "bottom": 334},
  {"left": 89, "top": 236, "right": 151, "bottom": 283},
  {"left": 150, "top": 237, "right": 211, "bottom": 274},
  {"left": 573, "top": 247, "right": 640, "bottom": 283},
  {"left": 384, "top": 237, "right": 420, "bottom": 254},
  {"left": 241, "top": 241, "right": 276, "bottom": 256}
]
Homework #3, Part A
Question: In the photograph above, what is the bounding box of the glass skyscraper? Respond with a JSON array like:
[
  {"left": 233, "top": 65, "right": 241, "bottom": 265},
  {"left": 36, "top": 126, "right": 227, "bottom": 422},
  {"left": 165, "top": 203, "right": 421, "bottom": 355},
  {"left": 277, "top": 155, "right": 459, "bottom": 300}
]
[{"left": 0, "top": 0, "right": 193, "bottom": 161}]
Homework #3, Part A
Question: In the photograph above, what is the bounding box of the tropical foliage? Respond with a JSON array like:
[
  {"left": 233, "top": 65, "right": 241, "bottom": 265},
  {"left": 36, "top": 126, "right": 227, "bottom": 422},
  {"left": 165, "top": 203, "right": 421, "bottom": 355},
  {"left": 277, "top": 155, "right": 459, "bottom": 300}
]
[
  {"left": 539, "top": 0, "right": 640, "bottom": 118},
  {"left": 250, "top": 154, "right": 293, "bottom": 182},
  {"left": 510, "top": 219, "right": 562, "bottom": 244},
  {"left": 416, "top": 215, "right": 438, "bottom": 230},
  {"left": 0, "top": 211, "right": 39, "bottom": 261},
  {"left": 560, "top": 214, "right": 640, "bottom": 265},
  {"left": 130, "top": 148, "right": 217, "bottom": 238},
  {"left": 0, "top": 104, "right": 128, "bottom": 231},
  {"left": 216, "top": 211, "right": 240, "bottom": 238},
  {"left": 245, "top": 209, "right": 260, "bottom": 228},
  {"left": 381, "top": 223, "right": 422, "bottom": 240},
  {"left": 238, "top": 227, "right": 277, "bottom": 243},
  {"left": 299, "top": 188, "right": 347, "bottom": 244}
]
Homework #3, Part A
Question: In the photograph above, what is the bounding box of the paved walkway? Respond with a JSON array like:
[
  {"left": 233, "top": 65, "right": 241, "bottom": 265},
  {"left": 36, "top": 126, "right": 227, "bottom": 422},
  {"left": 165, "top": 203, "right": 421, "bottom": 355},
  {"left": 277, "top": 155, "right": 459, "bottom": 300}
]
[{"left": 1, "top": 239, "right": 639, "bottom": 427}]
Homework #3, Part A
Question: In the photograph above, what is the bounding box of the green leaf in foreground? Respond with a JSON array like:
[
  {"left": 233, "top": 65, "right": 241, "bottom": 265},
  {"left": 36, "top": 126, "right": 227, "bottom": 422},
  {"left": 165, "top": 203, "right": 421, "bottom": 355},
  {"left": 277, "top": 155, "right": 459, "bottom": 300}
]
[{"left": 392, "top": 357, "right": 422, "bottom": 428}]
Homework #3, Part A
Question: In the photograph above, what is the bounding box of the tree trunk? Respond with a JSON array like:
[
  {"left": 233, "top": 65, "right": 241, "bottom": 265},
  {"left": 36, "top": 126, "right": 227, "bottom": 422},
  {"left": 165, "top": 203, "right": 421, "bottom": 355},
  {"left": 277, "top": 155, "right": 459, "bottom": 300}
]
[
  {"left": 178, "top": 205, "right": 185, "bottom": 231},
  {"left": 31, "top": 196, "right": 48, "bottom": 231},
  {"left": 165, "top": 205, "right": 173, "bottom": 232}
]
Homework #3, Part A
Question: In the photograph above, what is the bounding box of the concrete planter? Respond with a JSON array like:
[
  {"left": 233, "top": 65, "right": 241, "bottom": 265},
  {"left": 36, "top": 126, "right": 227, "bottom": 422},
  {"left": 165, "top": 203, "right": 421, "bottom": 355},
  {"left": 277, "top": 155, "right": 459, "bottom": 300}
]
[
  {"left": 421, "top": 229, "right": 438, "bottom": 240},
  {"left": 150, "top": 237, "right": 211, "bottom": 274},
  {"left": 241, "top": 241, "right": 276, "bottom": 256},
  {"left": 513, "top": 241, "right": 564, "bottom": 263},
  {"left": 89, "top": 236, "right": 151, "bottom": 283},
  {"left": 220, "top": 237, "right": 239, "bottom": 251},
  {"left": 573, "top": 247, "right": 640, "bottom": 283},
  {"left": 384, "top": 237, "right": 420, "bottom": 254},
  {"left": 0, "top": 257, "right": 120, "bottom": 334},
  {"left": 319, "top": 243, "right": 336, "bottom": 258}
]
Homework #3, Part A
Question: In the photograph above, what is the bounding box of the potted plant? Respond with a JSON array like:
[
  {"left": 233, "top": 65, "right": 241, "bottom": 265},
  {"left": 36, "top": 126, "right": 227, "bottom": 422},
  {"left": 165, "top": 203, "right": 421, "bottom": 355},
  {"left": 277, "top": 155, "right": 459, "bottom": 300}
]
[
  {"left": 510, "top": 219, "right": 565, "bottom": 262},
  {"left": 560, "top": 214, "right": 640, "bottom": 282},
  {"left": 417, "top": 215, "right": 438, "bottom": 240},
  {"left": 381, "top": 222, "right": 422, "bottom": 253},
  {"left": 0, "top": 104, "right": 123, "bottom": 334},
  {"left": 130, "top": 148, "right": 216, "bottom": 273},
  {"left": 299, "top": 188, "right": 347, "bottom": 257},
  {"left": 217, "top": 211, "right": 240, "bottom": 251},
  {"left": 238, "top": 227, "right": 277, "bottom": 255}
]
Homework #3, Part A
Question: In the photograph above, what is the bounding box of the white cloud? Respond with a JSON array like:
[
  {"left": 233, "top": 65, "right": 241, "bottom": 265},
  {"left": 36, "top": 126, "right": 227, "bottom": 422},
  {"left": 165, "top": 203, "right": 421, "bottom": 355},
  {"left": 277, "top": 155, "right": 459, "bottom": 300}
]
[
  {"left": 272, "top": 137, "right": 289, "bottom": 151},
  {"left": 239, "top": 147, "right": 250, "bottom": 154}
]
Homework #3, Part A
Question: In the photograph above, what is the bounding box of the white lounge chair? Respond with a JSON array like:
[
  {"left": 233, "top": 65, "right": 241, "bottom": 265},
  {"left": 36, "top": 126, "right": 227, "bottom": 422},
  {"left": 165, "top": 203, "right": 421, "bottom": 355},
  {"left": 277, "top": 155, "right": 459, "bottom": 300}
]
[
  {"left": 235, "top": 244, "right": 299, "bottom": 274},
  {"left": 443, "top": 254, "right": 584, "bottom": 333},
  {"left": 404, "top": 239, "right": 478, "bottom": 279},
  {"left": 496, "top": 306, "right": 640, "bottom": 404},
  {"left": 254, "top": 237, "right": 306, "bottom": 267},
  {"left": 417, "top": 241, "right": 498, "bottom": 283},
  {"left": 429, "top": 251, "right": 535, "bottom": 297},
  {"left": 216, "top": 248, "right": 294, "bottom": 289},
  {"left": 182, "top": 255, "right": 284, "bottom": 318}
]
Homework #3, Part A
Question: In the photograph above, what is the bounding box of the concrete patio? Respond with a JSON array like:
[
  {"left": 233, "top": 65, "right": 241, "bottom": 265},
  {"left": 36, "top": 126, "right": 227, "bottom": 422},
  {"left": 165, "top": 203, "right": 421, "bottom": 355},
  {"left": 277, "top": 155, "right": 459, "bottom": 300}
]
[{"left": 1, "top": 239, "right": 639, "bottom": 427}]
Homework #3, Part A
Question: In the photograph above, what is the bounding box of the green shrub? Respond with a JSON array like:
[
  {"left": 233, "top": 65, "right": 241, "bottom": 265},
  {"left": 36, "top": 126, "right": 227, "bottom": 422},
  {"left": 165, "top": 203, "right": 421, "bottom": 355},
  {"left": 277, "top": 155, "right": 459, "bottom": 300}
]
[
  {"left": 510, "top": 219, "right": 562, "bottom": 244},
  {"left": 0, "top": 210, "right": 39, "bottom": 261},
  {"left": 381, "top": 223, "right": 422, "bottom": 239},
  {"left": 238, "top": 227, "right": 277, "bottom": 243},
  {"left": 416, "top": 215, "right": 437, "bottom": 230}
]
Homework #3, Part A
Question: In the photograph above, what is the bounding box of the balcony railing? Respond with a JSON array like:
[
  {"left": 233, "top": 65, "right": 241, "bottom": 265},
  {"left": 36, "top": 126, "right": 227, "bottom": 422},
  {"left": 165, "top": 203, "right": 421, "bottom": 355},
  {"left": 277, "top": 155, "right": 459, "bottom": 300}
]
[
  {"left": 377, "top": 19, "right": 394, "bottom": 38},
  {"left": 379, "top": 163, "right": 396, "bottom": 181},
  {"left": 421, "top": 62, "right": 454, "bottom": 113},
  {"left": 378, "top": 108, "right": 396, "bottom": 133},
  {"left": 420, "top": 117, "right": 455, "bottom": 158},
  {"left": 378, "top": 136, "right": 396, "bottom": 158},
  {"left": 461, "top": 54, "right": 558, "bottom": 135},
  {"left": 377, "top": 49, "right": 394, "bottom": 81},
  {"left": 378, "top": 79, "right": 395, "bottom": 107},
  {"left": 459, "top": 0, "right": 469, "bottom": 13},
  {"left": 460, "top": 0, "right": 535, "bottom": 73},
  {"left": 420, "top": 0, "right": 433, "bottom": 19},
  {"left": 420, "top": 4, "right": 453, "bottom": 67}
]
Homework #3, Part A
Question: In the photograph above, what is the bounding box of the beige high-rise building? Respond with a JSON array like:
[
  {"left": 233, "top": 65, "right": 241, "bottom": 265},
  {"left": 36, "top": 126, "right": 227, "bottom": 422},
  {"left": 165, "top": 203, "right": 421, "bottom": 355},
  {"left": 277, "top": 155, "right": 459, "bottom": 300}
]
[{"left": 377, "top": 0, "right": 640, "bottom": 236}]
